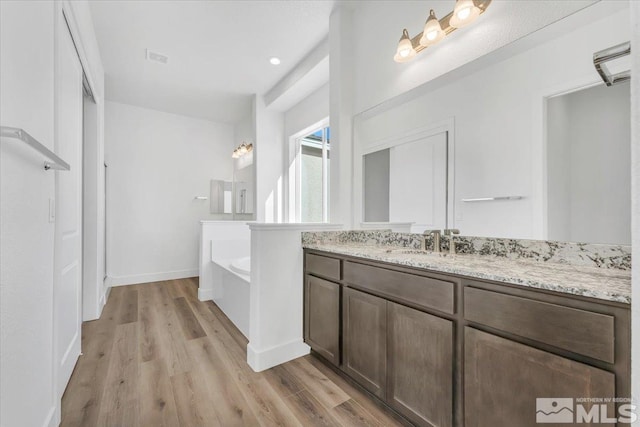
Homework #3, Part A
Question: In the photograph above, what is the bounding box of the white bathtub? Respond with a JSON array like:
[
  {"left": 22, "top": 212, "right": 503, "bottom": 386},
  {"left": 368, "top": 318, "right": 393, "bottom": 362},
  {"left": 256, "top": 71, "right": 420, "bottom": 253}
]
[
  {"left": 209, "top": 255, "right": 250, "bottom": 338},
  {"left": 230, "top": 256, "right": 251, "bottom": 276},
  {"left": 199, "top": 221, "right": 251, "bottom": 339}
]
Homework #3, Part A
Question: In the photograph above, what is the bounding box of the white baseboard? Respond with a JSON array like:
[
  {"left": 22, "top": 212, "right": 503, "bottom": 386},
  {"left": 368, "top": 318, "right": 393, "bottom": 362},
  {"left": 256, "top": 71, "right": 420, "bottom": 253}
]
[
  {"left": 198, "top": 287, "right": 214, "bottom": 301},
  {"left": 247, "top": 339, "right": 310, "bottom": 372},
  {"left": 43, "top": 404, "right": 58, "bottom": 427},
  {"left": 105, "top": 269, "right": 198, "bottom": 287},
  {"left": 97, "top": 283, "right": 111, "bottom": 317}
]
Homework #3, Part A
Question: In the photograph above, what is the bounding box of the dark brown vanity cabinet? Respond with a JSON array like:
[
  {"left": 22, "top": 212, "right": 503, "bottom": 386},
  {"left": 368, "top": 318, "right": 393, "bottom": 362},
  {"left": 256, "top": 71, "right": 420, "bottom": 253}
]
[
  {"left": 304, "top": 275, "right": 340, "bottom": 366},
  {"left": 387, "top": 302, "right": 453, "bottom": 427},
  {"left": 342, "top": 261, "right": 455, "bottom": 427},
  {"left": 303, "top": 252, "right": 343, "bottom": 366},
  {"left": 343, "top": 287, "right": 387, "bottom": 398},
  {"left": 464, "top": 327, "right": 615, "bottom": 427},
  {"left": 342, "top": 288, "right": 454, "bottom": 426},
  {"left": 463, "top": 283, "right": 627, "bottom": 427},
  {"left": 303, "top": 250, "right": 631, "bottom": 427}
]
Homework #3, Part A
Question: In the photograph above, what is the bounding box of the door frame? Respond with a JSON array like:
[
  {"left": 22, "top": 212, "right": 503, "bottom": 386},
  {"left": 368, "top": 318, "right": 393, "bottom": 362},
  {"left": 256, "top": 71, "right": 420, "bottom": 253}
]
[
  {"left": 52, "top": 1, "right": 105, "bottom": 421},
  {"left": 57, "top": 0, "right": 106, "bottom": 323},
  {"left": 53, "top": 2, "right": 84, "bottom": 400},
  {"left": 353, "top": 117, "right": 456, "bottom": 231}
]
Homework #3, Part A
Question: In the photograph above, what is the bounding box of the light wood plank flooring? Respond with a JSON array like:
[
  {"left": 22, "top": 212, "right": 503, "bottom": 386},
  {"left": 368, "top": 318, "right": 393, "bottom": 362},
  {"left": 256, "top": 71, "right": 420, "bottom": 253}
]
[{"left": 61, "top": 278, "right": 407, "bottom": 426}]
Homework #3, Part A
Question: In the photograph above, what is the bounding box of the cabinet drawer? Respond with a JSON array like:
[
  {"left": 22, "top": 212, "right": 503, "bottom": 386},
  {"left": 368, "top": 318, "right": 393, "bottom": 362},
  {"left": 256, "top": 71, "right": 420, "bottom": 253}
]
[
  {"left": 464, "top": 287, "right": 615, "bottom": 363},
  {"left": 306, "top": 253, "right": 341, "bottom": 281},
  {"left": 343, "top": 261, "right": 454, "bottom": 314}
]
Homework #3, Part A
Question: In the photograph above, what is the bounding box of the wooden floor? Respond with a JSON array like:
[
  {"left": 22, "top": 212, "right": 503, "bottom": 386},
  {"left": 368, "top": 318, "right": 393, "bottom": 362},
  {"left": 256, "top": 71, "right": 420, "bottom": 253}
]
[{"left": 61, "top": 278, "right": 406, "bottom": 426}]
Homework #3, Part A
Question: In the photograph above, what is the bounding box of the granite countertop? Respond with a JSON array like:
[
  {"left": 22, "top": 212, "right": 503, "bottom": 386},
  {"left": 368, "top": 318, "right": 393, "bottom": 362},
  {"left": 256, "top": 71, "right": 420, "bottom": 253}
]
[{"left": 304, "top": 243, "right": 631, "bottom": 304}]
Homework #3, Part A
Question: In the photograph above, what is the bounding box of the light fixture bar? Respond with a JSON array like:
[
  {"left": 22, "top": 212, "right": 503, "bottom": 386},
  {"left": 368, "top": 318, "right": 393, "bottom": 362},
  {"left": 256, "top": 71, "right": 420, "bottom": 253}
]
[
  {"left": 232, "top": 141, "right": 253, "bottom": 159},
  {"left": 409, "top": 0, "right": 492, "bottom": 55}
]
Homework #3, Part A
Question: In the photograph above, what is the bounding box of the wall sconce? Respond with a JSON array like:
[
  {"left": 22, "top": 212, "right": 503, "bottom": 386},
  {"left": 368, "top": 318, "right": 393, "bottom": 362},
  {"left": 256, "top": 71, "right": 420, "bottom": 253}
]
[
  {"left": 394, "top": 0, "right": 492, "bottom": 63},
  {"left": 232, "top": 142, "right": 253, "bottom": 159}
]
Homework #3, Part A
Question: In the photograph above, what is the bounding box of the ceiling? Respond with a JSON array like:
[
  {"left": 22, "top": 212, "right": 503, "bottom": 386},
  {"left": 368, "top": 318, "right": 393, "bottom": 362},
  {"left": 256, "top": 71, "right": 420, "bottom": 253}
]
[{"left": 89, "top": 0, "right": 335, "bottom": 123}]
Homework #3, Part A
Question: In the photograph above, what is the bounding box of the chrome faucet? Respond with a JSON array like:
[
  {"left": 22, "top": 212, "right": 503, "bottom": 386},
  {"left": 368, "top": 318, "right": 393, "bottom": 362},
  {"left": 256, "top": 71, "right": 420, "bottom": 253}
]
[
  {"left": 444, "top": 229, "right": 460, "bottom": 255},
  {"left": 422, "top": 230, "right": 442, "bottom": 253}
]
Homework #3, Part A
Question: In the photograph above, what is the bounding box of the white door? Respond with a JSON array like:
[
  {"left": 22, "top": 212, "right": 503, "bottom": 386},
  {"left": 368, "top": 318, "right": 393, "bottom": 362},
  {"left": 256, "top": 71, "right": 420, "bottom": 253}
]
[
  {"left": 389, "top": 132, "right": 448, "bottom": 232},
  {"left": 54, "top": 9, "right": 84, "bottom": 396}
]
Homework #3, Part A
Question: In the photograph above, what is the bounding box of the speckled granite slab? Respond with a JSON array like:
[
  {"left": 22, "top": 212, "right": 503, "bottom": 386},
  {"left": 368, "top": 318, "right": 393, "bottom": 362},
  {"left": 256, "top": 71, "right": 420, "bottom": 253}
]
[
  {"left": 302, "top": 231, "right": 631, "bottom": 304},
  {"left": 302, "top": 230, "right": 631, "bottom": 270}
]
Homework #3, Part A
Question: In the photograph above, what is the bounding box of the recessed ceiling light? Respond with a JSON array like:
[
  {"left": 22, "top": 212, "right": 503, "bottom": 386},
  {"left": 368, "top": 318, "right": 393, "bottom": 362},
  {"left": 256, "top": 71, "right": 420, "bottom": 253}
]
[{"left": 269, "top": 57, "right": 281, "bottom": 65}]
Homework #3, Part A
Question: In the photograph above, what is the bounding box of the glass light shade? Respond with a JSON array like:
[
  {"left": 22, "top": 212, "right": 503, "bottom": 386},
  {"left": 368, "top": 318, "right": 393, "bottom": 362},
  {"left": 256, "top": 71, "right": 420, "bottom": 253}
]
[
  {"left": 419, "top": 10, "right": 445, "bottom": 47},
  {"left": 232, "top": 150, "right": 239, "bottom": 158},
  {"left": 239, "top": 144, "right": 248, "bottom": 155},
  {"left": 449, "top": 0, "right": 480, "bottom": 28},
  {"left": 394, "top": 29, "right": 416, "bottom": 63}
]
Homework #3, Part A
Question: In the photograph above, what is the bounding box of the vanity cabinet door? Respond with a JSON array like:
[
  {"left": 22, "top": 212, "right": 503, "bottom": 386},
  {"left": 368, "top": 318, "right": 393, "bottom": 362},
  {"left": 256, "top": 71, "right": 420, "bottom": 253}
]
[
  {"left": 387, "top": 302, "right": 453, "bottom": 427},
  {"left": 304, "top": 275, "right": 340, "bottom": 366},
  {"left": 343, "top": 287, "right": 387, "bottom": 399},
  {"left": 465, "top": 327, "right": 616, "bottom": 427}
]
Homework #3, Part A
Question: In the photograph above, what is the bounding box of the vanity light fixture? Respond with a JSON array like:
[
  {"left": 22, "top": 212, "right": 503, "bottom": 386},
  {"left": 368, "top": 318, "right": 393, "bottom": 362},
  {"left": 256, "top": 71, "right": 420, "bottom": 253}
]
[
  {"left": 394, "top": 0, "right": 491, "bottom": 63},
  {"left": 420, "top": 10, "right": 445, "bottom": 47},
  {"left": 450, "top": 0, "right": 481, "bottom": 28},
  {"left": 394, "top": 29, "right": 417, "bottom": 62},
  {"left": 232, "top": 142, "right": 253, "bottom": 159}
]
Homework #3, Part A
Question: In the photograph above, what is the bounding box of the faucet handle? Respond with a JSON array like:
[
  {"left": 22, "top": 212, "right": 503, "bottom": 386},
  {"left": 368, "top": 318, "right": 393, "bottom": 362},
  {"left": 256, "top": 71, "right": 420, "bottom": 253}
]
[
  {"left": 444, "top": 229, "right": 460, "bottom": 254},
  {"left": 423, "top": 229, "right": 442, "bottom": 236}
]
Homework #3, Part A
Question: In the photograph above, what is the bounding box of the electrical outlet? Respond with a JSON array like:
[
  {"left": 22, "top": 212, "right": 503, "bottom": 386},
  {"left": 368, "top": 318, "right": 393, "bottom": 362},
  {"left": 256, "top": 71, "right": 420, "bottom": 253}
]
[{"left": 49, "top": 198, "right": 55, "bottom": 223}]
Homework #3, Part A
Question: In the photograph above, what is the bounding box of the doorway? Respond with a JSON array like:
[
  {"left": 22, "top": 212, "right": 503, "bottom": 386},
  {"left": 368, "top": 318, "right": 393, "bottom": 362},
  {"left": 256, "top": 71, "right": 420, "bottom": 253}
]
[{"left": 546, "top": 81, "right": 631, "bottom": 245}]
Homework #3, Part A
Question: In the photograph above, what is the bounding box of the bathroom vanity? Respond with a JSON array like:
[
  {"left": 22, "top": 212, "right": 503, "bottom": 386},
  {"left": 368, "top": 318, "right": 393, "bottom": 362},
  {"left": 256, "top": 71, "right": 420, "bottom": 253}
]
[{"left": 302, "top": 232, "right": 631, "bottom": 427}]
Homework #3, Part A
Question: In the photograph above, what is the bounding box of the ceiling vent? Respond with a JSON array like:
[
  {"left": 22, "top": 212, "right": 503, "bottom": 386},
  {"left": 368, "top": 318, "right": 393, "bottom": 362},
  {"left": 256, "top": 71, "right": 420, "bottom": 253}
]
[{"left": 146, "top": 49, "right": 168, "bottom": 64}]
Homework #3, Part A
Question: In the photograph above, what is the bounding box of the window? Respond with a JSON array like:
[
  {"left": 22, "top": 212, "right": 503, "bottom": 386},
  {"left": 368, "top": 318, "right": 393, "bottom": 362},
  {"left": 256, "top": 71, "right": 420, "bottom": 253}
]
[{"left": 297, "top": 123, "right": 330, "bottom": 222}]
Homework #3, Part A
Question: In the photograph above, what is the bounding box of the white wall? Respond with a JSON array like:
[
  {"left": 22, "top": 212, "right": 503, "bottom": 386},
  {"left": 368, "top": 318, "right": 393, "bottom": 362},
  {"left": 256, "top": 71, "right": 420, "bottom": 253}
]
[
  {"left": 284, "top": 83, "right": 329, "bottom": 139},
  {"left": 0, "top": 3, "right": 56, "bottom": 426},
  {"left": 105, "top": 101, "right": 235, "bottom": 285},
  {"left": 1, "top": 1, "right": 104, "bottom": 425},
  {"left": 630, "top": 0, "right": 639, "bottom": 421},
  {"left": 329, "top": 6, "right": 355, "bottom": 226},
  {"left": 247, "top": 223, "right": 343, "bottom": 372},
  {"left": 353, "top": 5, "right": 630, "bottom": 239},
  {"left": 547, "top": 82, "right": 631, "bottom": 245},
  {"left": 350, "top": 0, "right": 598, "bottom": 114},
  {"left": 254, "top": 95, "right": 285, "bottom": 223}
]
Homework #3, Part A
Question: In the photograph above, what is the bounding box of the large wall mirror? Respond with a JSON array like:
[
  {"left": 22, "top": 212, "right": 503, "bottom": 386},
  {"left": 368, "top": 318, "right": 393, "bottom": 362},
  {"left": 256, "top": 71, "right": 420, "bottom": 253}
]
[
  {"left": 355, "top": 1, "right": 631, "bottom": 245},
  {"left": 209, "top": 151, "right": 255, "bottom": 217}
]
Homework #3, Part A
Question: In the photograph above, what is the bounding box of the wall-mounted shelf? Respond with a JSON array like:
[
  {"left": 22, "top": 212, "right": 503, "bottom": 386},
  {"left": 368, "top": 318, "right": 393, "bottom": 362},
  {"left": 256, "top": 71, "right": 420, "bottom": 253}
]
[
  {"left": 0, "top": 126, "right": 70, "bottom": 171},
  {"left": 461, "top": 196, "right": 523, "bottom": 202}
]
